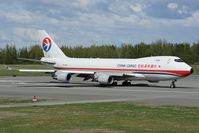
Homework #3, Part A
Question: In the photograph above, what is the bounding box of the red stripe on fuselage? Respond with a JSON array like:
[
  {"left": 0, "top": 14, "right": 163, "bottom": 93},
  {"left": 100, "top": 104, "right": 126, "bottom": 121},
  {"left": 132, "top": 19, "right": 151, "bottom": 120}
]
[{"left": 54, "top": 67, "right": 191, "bottom": 77}]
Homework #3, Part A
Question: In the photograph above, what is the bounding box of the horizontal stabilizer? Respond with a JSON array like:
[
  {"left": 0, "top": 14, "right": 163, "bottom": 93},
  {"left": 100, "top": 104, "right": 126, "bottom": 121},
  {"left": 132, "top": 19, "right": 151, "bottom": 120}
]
[{"left": 17, "top": 58, "right": 41, "bottom": 62}]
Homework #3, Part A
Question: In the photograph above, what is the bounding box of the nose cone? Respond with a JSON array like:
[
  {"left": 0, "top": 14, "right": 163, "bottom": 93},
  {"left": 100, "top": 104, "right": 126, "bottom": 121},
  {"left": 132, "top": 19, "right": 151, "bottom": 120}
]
[
  {"left": 185, "top": 68, "right": 193, "bottom": 76},
  {"left": 190, "top": 68, "right": 194, "bottom": 74},
  {"left": 181, "top": 67, "right": 193, "bottom": 77}
]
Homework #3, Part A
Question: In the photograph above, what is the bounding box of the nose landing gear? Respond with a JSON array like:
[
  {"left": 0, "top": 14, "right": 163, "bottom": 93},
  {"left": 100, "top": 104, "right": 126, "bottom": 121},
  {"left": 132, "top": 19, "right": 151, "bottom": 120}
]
[{"left": 170, "top": 80, "right": 177, "bottom": 88}]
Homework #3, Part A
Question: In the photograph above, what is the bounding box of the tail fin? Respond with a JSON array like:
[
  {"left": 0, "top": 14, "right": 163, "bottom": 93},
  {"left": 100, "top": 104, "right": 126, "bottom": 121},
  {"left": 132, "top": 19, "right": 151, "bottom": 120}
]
[{"left": 38, "top": 30, "right": 67, "bottom": 58}]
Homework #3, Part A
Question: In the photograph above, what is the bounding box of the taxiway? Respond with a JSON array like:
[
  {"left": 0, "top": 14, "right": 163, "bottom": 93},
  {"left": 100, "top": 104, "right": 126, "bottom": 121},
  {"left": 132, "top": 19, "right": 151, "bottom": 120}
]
[{"left": 0, "top": 75, "right": 199, "bottom": 107}]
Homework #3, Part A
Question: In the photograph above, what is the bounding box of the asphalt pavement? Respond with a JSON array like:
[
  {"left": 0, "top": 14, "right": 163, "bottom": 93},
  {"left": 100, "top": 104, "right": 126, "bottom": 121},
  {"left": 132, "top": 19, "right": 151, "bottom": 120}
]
[{"left": 0, "top": 75, "right": 199, "bottom": 107}]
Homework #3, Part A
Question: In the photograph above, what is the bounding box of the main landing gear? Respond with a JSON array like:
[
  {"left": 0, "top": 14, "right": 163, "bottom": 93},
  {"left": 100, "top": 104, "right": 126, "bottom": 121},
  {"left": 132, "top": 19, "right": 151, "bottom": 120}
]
[
  {"left": 122, "top": 81, "right": 131, "bottom": 86},
  {"left": 111, "top": 82, "right": 118, "bottom": 86},
  {"left": 170, "top": 80, "right": 177, "bottom": 88}
]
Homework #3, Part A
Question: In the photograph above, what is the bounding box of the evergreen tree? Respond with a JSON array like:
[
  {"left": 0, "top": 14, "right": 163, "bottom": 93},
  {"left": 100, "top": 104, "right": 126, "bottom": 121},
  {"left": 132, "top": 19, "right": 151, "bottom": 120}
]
[{"left": 0, "top": 42, "right": 199, "bottom": 64}]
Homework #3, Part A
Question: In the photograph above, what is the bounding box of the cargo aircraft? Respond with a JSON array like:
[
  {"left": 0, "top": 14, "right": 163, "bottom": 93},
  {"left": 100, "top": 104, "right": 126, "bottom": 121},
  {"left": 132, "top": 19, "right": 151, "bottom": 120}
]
[{"left": 19, "top": 30, "right": 193, "bottom": 88}]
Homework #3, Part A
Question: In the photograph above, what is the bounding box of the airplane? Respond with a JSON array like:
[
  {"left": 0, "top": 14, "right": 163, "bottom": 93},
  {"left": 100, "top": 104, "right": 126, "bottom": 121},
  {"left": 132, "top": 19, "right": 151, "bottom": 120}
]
[{"left": 19, "top": 30, "right": 193, "bottom": 88}]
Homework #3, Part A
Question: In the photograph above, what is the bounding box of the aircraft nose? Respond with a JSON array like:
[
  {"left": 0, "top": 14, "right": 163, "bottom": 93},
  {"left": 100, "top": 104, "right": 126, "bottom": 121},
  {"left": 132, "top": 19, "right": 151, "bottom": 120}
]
[{"left": 190, "top": 68, "right": 194, "bottom": 74}]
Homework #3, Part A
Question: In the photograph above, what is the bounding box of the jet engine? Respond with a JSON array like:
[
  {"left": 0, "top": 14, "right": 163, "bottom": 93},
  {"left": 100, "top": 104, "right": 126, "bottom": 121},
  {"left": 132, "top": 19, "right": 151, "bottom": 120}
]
[
  {"left": 53, "top": 71, "right": 72, "bottom": 82},
  {"left": 96, "top": 74, "right": 113, "bottom": 85}
]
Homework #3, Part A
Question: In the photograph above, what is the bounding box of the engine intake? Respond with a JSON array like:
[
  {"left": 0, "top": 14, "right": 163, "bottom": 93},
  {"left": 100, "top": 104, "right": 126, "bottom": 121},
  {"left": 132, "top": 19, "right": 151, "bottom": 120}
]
[
  {"left": 96, "top": 74, "right": 113, "bottom": 85},
  {"left": 53, "top": 71, "right": 72, "bottom": 82}
]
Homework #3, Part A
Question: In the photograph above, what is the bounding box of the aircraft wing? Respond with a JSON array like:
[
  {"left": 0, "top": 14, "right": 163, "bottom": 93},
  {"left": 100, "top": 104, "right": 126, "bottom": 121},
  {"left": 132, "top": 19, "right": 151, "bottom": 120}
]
[
  {"left": 73, "top": 71, "right": 145, "bottom": 80},
  {"left": 18, "top": 69, "right": 95, "bottom": 77},
  {"left": 19, "top": 69, "right": 55, "bottom": 73},
  {"left": 96, "top": 72, "right": 145, "bottom": 78},
  {"left": 17, "top": 58, "right": 56, "bottom": 66},
  {"left": 4, "top": 65, "right": 55, "bottom": 74},
  {"left": 19, "top": 68, "right": 145, "bottom": 82},
  {"left": 54, "top": 70, "right": 145, "bottom": 79}
]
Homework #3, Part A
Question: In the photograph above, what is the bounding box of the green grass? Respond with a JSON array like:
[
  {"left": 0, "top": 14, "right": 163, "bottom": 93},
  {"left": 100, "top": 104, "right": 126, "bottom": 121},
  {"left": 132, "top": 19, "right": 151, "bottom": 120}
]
[
  {"left": 192, "top": 65, "right": 199, "bottom": 75},
  {"left": 0, "top": 65, "right": 50, "bottom": 76},
  {"left": 0, "top": 102, "right": 199, "bottom": 133},
  {"left": 0, "top": 98, "right": 46, "bottom": 105}
]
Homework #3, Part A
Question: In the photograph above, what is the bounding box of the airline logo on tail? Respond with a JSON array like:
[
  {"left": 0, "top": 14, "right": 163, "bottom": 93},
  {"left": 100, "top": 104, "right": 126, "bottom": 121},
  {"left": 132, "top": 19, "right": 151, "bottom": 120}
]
[{"left": 42, "top": 37, "right": 52, "bottom": 52}]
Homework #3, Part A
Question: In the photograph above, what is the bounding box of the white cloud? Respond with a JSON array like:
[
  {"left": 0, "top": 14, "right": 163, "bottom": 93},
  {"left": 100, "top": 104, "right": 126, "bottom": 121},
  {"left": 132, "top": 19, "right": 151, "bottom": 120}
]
[
  {"left": 72, "top": 0, "right": 103, "bottom": 9},
  {"left": 167, "top": 3, "right": 178, "bottom": 10},
  {"left": 156, "top": 10, "right": 199, "bottom": 28},
  {"left": 178, "top": 5, "right": 190, "bottom": 15},
  {"left": 0, "top": 10, "right": 32, "bottom": 24},
  {"left": 167, "top": 3, "right": 191, "bottom": 16},
  {"left": 182, "top": 11, "right": 199, "bottom": 27},
  {"left": 108, "top": 2, "right": 131, "bottom": 16},
  {"left": 130, "top": 3, "right": 145, "bottom": 13},
  {"left": 78, "top": 0, "right": 92, "bottom": 7},
  {"left": 13, "top": 28, "right": 38, "bottom": 42},
  {"left": 0, "top": 0, "right": 199, "bottom": 46},
  {"left": 0, "top": 31, "right": 7, "bottom": 40}
]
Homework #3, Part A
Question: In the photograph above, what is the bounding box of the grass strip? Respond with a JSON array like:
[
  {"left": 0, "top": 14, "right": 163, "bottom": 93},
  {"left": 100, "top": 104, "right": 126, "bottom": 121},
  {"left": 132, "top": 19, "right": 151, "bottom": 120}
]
[{"left": 0, "top": 102, "right": 199, "bottom": 133}]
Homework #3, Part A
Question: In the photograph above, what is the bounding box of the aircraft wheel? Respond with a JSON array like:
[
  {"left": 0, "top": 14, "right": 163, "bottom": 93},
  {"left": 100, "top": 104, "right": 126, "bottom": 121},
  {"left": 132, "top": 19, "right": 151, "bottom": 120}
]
[
  {"left": 122, "top": 81, "right": 131, "bottom": 86},
  {"left": 122, "top": 81, "right": 126, "bottom": 86},
  {"left": 170, "top": 84, "right": 176, "bottom": 88},
  {"left": 112, "top": 82, "right": 118, "bottom": 86},
  {"left": 127, "top": 82, "right": 131, "bottom": 86},
  {"left": 170, "top": 80, "right": 176, "bottom": 88}
]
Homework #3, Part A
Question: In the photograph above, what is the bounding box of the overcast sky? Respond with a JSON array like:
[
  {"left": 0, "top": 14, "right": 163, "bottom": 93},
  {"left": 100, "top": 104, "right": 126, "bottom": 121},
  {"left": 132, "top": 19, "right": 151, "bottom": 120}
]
[{"left": 1, "top": 0, "right": 199, "bottom": 47}]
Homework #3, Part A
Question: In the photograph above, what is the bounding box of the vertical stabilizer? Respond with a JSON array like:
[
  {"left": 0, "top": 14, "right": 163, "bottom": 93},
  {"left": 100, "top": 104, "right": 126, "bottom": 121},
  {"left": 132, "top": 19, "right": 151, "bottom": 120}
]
[{"left": 38, "top": 30, "right": 67, "bottom": 58}]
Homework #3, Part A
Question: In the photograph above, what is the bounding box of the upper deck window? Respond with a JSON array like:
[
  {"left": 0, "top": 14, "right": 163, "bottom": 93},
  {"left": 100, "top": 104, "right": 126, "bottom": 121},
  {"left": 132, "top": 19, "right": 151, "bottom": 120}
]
[{"left": 174, "top": 59, "right": 184, "bottom": 62}]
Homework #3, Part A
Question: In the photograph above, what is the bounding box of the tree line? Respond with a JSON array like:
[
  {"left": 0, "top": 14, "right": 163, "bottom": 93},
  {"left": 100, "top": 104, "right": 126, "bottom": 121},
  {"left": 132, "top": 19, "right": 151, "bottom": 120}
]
[{"left": 0, "top": 40, "right": 199, "bottom": 64}]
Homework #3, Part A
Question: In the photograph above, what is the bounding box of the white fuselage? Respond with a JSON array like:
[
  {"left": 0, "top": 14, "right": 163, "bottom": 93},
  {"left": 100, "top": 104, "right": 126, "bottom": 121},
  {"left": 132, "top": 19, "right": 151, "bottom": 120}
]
[{"left": 41, "top": 56, "right": 192, "bottom": 82}]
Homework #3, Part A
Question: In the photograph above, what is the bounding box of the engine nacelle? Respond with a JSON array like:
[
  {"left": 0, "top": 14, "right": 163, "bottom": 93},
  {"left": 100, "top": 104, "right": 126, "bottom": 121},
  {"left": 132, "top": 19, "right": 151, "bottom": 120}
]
[
  {"left": 96, "top": 74, "right": 113, "bottom": 85},
  {"left": 53, "top": 71, "right": 72, "bottom": 82}
]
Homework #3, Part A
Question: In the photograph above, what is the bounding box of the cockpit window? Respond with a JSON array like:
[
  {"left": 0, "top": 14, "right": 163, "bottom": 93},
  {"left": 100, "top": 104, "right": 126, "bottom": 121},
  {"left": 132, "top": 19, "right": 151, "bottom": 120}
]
[{"left": 174, "top": 59, "right": 184, "bottom": 62}]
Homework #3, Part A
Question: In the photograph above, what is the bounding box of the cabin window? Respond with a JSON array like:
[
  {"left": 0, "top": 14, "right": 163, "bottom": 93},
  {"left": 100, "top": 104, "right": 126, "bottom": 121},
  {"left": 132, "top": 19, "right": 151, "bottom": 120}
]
[{"left": 174, "top": 59, "right": 184, "bottom": 62}]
